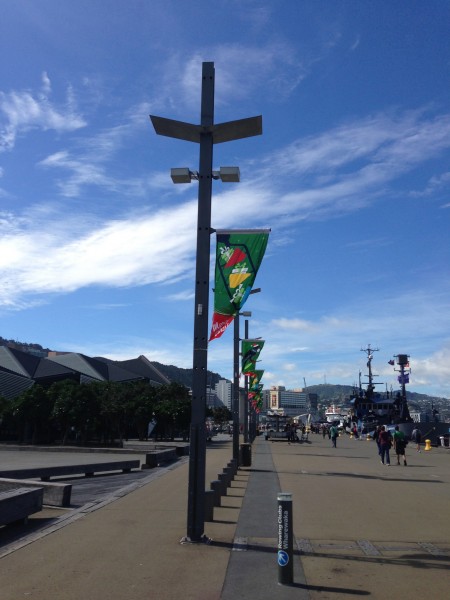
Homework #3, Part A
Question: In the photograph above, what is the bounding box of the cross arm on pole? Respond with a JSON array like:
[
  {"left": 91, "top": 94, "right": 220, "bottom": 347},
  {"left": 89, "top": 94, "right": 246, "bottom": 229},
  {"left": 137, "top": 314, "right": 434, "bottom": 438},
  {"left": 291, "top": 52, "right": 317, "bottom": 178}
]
[{"left": 150, "top": 115, "right": 262, "bottom": 144}]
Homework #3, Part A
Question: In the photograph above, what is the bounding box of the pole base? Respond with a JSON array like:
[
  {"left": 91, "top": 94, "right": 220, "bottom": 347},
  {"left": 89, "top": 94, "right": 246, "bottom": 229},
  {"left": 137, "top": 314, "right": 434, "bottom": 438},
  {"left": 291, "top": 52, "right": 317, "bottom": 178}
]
[{"left": 180, "top": 534, "right": 212, "bottom": 545}]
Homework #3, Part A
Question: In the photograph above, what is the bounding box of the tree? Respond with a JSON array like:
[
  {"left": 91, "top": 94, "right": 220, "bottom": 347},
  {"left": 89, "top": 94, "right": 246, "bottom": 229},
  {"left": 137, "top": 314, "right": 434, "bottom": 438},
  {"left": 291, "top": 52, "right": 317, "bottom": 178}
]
[
  {"left": 154, "top": 382, "right": 191, "bottom": 440},
  {"left": 50, "top": 380, "right": 101, "bottom": 445},
  {"left": 211, "top": 406, "right": 232, "bottom": 426},
  {"left": 129, "top": 381, "right": 158, "bottom": 441},
  {"left": 11, "top": 384, "right": 54, "bottom": 444}
]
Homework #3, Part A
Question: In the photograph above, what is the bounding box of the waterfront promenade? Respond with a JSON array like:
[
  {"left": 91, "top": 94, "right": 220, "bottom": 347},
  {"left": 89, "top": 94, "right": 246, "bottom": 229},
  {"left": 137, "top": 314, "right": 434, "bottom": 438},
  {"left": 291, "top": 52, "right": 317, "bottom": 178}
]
[{"left": 1, "top": 433, "right": 449, "bottom": 599}]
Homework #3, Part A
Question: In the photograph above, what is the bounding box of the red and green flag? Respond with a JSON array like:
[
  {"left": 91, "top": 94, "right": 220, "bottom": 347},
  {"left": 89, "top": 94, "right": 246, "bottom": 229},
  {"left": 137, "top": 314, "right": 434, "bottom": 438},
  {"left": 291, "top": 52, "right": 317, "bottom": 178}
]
[
  {"left": 249, "top": 369, "right": 264, "bottom": 392},
  {"left": 209, "top": 229, "right": 270, "bottom": 341},
  {"left": 242, "top": 339, "right": 265, "bottom": 374}
]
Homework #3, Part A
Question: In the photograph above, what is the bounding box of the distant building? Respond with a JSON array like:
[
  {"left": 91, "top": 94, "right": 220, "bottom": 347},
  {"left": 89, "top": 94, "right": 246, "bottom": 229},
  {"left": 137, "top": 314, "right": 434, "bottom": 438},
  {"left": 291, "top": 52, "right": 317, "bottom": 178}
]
[
  {"left": 215, "top": 379, "right": 233, "bottom": 410},
  {"left": 267, "top": 386, "right": 308, "bottom": 417},
  {"left": 206, "top": 386, "right": 224, "bottom": 409}
]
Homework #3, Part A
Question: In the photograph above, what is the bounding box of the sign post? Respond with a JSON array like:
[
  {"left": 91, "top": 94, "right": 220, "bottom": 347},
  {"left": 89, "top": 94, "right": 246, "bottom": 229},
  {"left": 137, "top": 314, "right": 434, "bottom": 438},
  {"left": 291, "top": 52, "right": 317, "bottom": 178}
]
[{"left": 277, "top": 492, "right": 293, "bottom": 585}]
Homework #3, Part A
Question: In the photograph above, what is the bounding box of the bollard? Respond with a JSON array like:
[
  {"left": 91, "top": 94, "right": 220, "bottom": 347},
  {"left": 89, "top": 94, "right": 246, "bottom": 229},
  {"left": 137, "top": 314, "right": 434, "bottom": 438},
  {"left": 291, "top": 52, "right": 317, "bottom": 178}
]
[
  {"left": 218, "top": 473, "right": 228, "bottom": 495},
  {"left": 228, "top": 461, "right": 237, "bottom": 476},
  {"left": 223, "top": 467, "right": 233, "bottom": 485},
  {"left": 210, "top": 480, "right": 222, "bottom": 506},
  {"left": 366, "top": 434, "right": 371, "bottom": 441},
  {"left": 277, "top": 492, "right": 293, "bottom": 585},
  {"left": 240, "top": 443, "right": 252, "bottom": 467},
  {"left": 424, "top": 439, "right": 432, "bottom": 451},
  {"left": 204, "top": 490, "right": 214, "bottom": 522}
]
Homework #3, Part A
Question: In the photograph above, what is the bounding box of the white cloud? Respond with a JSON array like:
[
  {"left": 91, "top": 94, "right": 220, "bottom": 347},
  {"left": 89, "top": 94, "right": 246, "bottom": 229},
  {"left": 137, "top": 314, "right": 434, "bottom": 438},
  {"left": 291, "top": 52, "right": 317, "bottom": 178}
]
[
  {"left": 2, "top": 105, "right": 450, "bottom": 323},
  {"left": 0, "top": 73, "right": 86, "bottom": 151},
  {"left": 165, "top": 290, "right": 195, "bottom": 301}
]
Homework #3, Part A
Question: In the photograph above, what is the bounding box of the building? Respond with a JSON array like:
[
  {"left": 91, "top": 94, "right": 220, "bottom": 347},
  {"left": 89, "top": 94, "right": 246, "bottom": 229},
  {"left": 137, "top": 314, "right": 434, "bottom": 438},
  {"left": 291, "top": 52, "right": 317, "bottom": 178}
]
[
  {"left": 267, "top": 386, "right": 308, "bottom": 417},
  {"left": 215, "top": 379, "right": 233, "bottom": 410},
  {"left": 0, "top": 346, "right": 170, "bottom": 400},
  {"left": 206, "top": 386, "right": 225, "bottom": 409}
]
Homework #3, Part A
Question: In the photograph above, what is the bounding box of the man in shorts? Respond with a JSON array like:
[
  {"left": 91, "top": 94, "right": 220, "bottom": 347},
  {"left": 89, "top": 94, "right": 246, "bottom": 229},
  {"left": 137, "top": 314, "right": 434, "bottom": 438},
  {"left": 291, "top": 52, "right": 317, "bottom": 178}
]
[{"left": 393, "top": 425, "right": 407, "bottom": 466}]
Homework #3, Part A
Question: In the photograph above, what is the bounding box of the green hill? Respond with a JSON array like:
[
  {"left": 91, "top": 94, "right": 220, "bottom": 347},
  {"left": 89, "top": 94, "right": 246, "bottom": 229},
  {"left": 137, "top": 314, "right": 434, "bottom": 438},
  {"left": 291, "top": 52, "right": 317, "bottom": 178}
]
[{"left": 150, "top": 361, "right": 227, "bottom": 389}]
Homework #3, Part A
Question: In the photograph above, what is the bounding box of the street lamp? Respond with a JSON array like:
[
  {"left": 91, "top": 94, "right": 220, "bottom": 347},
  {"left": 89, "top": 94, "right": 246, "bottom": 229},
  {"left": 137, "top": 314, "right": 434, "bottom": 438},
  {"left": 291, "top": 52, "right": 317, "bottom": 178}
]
[
  {"left": 150, "top": 62, "right": 262, "bottom": 543},
  {"left": 170, "top": 166, "right": 240, "bottom": 184},
  {"left": 233, "top": 310, "right": 251, "bottom": 464},
  {"left": 240, "top": 287, "right": 261, "bottom": 444}
]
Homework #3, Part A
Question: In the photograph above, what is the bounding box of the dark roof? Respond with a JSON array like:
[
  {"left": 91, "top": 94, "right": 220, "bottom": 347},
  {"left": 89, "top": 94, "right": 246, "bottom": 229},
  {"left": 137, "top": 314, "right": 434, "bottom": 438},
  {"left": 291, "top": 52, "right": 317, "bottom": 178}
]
[
  {"left": 112, "top": 355, "right": 171, "bottom": 385},
  {"left": 0, "top": 346, "right": 41, "bottom": 378},
  {"left": 46, "top": 353, "right": 109, "bottom": 381},
  {"left": 0, "top": 347, "right": 170, "bottom": 400},
  {"left": 34, "top": 358, "right": 78, "bottom": 381},
  {"left": 0, "top": 370, "right": 35, "bottom": 400}
]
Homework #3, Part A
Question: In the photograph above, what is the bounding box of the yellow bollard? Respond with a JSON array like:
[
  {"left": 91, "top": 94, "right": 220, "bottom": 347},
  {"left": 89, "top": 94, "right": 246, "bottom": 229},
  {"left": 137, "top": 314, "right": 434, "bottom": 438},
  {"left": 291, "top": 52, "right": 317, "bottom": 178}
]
[
  {"left": 366, "top": 433, "right": 371, "bottom": 441},
  {"left": 350, "top": 432, "right": 353, "bottom": 439},
  {"left": 424, "top": 439, "right": 432, "bottom": 451}
]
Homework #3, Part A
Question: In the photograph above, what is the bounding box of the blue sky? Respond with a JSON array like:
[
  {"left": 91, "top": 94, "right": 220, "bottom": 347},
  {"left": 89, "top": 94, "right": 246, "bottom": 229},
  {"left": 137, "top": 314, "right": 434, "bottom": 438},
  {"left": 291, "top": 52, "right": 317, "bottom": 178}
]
[{"left": 1, "top": 1, "right": 449, "bottom": 398}]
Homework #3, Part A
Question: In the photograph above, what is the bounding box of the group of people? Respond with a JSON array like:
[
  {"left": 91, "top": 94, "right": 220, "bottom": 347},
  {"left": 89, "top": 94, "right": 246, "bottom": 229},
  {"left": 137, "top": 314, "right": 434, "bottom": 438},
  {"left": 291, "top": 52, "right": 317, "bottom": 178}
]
[
  {"left": 283, "top": 422, "right": 307, "bottom": 443},
  {"left": 325, "top": 421, "right": 423, "bottom": 463},
  {"left": 372, "top": 425, "right": 423, "bottom": 465}
]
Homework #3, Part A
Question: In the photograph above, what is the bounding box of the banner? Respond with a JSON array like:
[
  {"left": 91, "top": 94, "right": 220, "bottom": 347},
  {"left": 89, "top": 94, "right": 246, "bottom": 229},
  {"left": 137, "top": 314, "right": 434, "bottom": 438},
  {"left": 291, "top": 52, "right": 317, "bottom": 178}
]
[
  {"left": 249, "top": 369, "right": 264, "bottom": 391},
  {"left": 398, "top": 373, "right": 410, "bottom": 384},
  {"left": 209, "top": 230, "right": 270, "bottom": 341},
  {"left": 242, "top": 339, "right": 265, "bottom": 374}
]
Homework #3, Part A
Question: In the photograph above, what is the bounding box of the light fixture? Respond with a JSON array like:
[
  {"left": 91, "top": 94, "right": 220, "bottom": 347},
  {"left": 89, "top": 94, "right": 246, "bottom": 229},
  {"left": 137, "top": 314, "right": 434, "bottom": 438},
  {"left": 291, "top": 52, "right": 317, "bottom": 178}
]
[
  {"left": 212, "top": 166, "right": 240, "bottom": 182},
  {"left": 170, "top": 168, "right": 200, "bottom": 184},
  {"left": 170, "top": 168, "right": 192, "bottom": 184},
  {"left": 240, "top": 311, "right": 252, "bottom": 317},
  {"left": 171, "top": 167, "right": 239, "bottom": 184}
]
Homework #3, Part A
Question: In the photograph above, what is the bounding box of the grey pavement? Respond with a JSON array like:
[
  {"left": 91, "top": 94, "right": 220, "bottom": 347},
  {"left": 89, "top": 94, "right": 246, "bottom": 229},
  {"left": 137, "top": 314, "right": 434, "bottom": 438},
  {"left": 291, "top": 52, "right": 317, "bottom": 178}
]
[{"left": 0, "top": 433, "right": 449, "bottom": 599}]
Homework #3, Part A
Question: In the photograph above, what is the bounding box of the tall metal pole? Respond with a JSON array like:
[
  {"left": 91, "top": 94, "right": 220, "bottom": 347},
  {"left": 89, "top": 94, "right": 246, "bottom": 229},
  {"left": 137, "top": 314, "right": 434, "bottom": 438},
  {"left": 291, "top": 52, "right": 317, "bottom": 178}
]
[
  {"left": 187, "top": 62, "right": 215, "bottom": 542},
  {"left": 233, "top": 314, "right": 240, "bottom": 464},
  {"left": 244, "top": 319, "right": 250, "bottom": 443},
  {"left": 150, "top": 62, "right": 262, "bottom": 542}
]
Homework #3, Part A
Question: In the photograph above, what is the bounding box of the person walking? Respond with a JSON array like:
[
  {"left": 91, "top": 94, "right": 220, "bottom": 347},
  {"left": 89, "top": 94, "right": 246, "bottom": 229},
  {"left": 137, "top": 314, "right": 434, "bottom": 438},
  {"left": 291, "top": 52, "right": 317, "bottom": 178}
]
[
  {"left": 393, "top": 425, "right": 407, "bottom": 466},
  {"left": 411, "top": 426, "right": 422, "bottom": 452},
  {"left": 372, "top": 425, "right": 382, "bottom": 457},
  {"left": 378, "top": 426, "right": 392, "bottom": 465},
  {"left": 330, "top": 424, "right": 338, "bottom": 448}
]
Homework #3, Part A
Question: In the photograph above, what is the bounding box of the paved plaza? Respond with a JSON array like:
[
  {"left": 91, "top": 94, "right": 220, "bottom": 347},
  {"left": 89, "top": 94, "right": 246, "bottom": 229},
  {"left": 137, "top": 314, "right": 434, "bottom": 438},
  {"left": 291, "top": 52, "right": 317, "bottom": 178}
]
[{"left": 1, "top": 433, "right": 449, "bottom": 599}]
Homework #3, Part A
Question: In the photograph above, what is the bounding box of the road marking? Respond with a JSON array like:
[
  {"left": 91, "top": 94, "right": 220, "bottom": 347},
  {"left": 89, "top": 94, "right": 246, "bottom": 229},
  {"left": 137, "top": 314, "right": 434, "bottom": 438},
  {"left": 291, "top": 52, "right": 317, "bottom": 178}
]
[
  {"left": 232, "top": 536, "right": 248, "bottom": 551},
  {"left": 357, "top": 540, "right": 381, "bottom": 556}
]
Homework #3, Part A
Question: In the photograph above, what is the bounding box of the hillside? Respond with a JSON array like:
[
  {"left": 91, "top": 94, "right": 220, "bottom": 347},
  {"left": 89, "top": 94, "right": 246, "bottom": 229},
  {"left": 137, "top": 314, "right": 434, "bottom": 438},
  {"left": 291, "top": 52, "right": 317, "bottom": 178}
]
[
  {"left": 150, "top": 361, "right": 227, "bottom": 389},
  {"left": 1, "top": 336, "right": 446, "bottom": 405}
]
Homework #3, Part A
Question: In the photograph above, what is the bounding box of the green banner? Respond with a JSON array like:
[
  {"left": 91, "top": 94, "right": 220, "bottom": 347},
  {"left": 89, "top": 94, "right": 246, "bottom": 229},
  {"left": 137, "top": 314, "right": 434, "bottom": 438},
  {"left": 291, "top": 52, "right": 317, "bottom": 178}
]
[
  {"left": 242, "top": 339, "right": 265, "bottom": 374},
  {"left": 249, "top": 369, "right": 264, "bottom": 391},
  {"left": 209, "top": 230, "right": 270, "bottom": 341}
]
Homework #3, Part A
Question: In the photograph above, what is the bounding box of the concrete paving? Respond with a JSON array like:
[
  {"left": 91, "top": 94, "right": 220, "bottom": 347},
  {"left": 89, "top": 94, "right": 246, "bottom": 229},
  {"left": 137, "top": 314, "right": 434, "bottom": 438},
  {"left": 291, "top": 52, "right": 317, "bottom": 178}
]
[{"left": 0, "top": 433, "right": 449, "bottom": 599}]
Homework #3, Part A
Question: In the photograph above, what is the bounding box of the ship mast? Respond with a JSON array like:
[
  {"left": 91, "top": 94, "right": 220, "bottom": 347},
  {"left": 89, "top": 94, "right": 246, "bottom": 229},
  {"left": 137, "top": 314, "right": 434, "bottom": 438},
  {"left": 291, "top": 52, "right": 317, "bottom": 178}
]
[{"left": 360, "top": 345, "right": 382, "bottom": 400}]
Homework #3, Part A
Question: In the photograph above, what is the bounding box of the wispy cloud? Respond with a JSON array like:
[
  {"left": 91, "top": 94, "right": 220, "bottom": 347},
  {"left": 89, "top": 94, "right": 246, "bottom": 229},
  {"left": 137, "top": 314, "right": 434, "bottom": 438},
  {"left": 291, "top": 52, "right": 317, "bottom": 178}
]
[
  {"left": 1, "top": 105, "right": 450, "bottom": 311},
  {"left": 0, "top": 72, "right": 86, "bottom": 151}
]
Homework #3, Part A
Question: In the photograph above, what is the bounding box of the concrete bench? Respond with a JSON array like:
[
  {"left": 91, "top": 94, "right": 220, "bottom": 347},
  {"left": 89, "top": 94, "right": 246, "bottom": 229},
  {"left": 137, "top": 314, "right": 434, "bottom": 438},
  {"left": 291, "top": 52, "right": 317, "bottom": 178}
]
[
  {"left": 143, "top": 449, "right": 178, "bottom": 469},
  {"left": 0, "top": 478, "right": 72, "bottom": 507},
  {"left": 0, "top": 487, "right": 43, "bottom": 526},
  {"left": 266, "top": 431, "right": 290, "bottom": 441},
  {"left": 0, "top": 460, "right": 141, "bottom": 481},
  {"left": 122, "top": 442, "right": 190, "bottom": 457}
]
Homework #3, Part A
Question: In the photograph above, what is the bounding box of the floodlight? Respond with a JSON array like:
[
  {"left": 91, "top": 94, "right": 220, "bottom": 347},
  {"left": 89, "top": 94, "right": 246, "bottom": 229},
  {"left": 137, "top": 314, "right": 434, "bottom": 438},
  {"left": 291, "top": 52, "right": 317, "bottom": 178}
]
[
  {"left": 219, "top": 166, "right": 240, "bottom": 182},
  {"left": 240, "top": 311, "right": 252, "bottom": 317},
  {"left": 170, "top": 168, "right": 192, "bottom": 184}
]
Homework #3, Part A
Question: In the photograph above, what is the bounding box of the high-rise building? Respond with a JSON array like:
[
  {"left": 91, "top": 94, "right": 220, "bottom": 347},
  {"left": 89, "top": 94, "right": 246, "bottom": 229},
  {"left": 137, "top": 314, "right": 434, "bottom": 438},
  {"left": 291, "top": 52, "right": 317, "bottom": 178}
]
[
  {"left": 267, "top": 386, "right": 308, "bottom": 416},
  {"left": 215, "top": 379, "right": 233, "bottom": 410}
]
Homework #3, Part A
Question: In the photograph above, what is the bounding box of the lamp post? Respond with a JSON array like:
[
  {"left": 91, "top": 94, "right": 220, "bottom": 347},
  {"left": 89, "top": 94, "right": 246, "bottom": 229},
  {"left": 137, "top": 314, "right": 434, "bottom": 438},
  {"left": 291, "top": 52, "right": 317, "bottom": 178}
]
[
  {"left": 233, "top": 310, "right": 251, "bottom": 464},
  {"left": 241, "top": 287, "right": 261, "bottom": 443},
  {"left": 150, "top": 62, "right": 262, "bottom": 542},
  {"left": 243, "top": 317, "right": 250, "bottom": 443}
]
